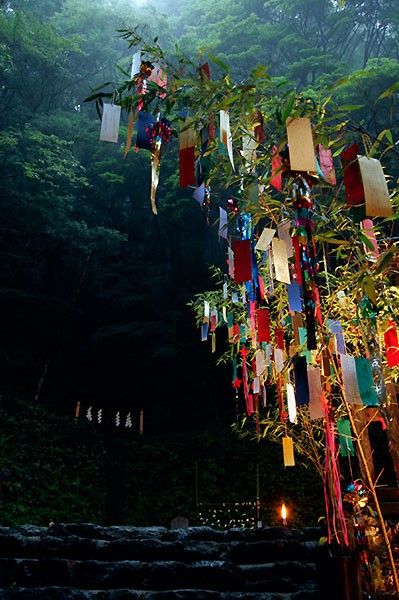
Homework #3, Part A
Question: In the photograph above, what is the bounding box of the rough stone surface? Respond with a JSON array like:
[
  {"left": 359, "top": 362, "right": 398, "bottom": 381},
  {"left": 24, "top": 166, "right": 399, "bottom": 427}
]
[{"left": 0, "top": 525, "right": 324, "bottom": 598}]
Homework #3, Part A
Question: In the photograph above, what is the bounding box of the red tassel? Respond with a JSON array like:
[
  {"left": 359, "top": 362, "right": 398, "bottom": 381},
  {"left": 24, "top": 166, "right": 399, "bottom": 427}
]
[
  {"left": 340, "top": 144, "right": 365, "bottom": 206},
  {"left": 233, "top": 240, "right": 252, "bottom": 283},
  {"left": 257, "top": 308, "right": 271, "bottom": 342}
]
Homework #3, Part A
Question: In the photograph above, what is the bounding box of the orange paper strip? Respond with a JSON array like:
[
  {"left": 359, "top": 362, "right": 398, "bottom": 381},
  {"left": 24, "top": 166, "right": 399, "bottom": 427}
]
[
  {"left": 282, "top": 436, "right": 295, "bottom": 467},
  {"left": 358, "top": 156, "right": 392, "bottom": 218}
]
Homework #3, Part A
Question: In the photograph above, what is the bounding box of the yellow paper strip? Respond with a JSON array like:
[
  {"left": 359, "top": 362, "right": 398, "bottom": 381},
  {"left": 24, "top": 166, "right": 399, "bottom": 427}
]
[
  {"left": 282, "top": 436, "right": 295, "bottom": 467},
  {"left": 358, "top": 156, "right": 392, "bottom": 218},
  {"left": 255, "top": 227, "right": 276, "bottom": 251},
  {"left": 286, "top": 117, "right": 317, "bottom": 173}
]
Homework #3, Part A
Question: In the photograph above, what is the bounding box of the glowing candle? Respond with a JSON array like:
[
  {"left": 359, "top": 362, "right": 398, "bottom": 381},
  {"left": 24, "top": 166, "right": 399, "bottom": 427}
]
[{"left": 281, "top": 503, "right": 288, "bottom": 527}]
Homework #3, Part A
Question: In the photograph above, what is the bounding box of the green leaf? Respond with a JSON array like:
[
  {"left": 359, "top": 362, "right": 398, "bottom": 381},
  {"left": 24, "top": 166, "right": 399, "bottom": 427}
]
[
  {"left": 374, "top": 245, "right": 398, "bottom": 275},
  {"left": 358, "top": 231, "right": 375, "bottom": 251},
  {"left": 377, "top": 82, "right": 399, "bottom": 101},
  {"left": 208, "top": 53, "right": 230, "bottom": 73}
]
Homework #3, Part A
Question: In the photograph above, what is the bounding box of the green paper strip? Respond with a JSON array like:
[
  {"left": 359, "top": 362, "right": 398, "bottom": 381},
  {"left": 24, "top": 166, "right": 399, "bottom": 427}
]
[
  {"left": 299, "top": 327, "right": 312, "bottom": 362},
  {"left": 337, "top": 419, "right": 355, "bottom": 457},
  {"left": 227, "top": 312, "right": 234, "bottom": 328},
  {"left": 355, "top": 357, "right": 379, "bottom": 406}
]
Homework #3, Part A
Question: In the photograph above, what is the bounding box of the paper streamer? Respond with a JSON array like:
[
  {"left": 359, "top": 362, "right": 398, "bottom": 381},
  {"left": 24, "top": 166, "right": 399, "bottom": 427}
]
[
  {"left": 293, "top": 356, "right": 309, "bottom": 405},
  {"left": 272, "top": 238, "right": 290, "bottom": 284},
  {"left": 282, "top": 436, "right": 295, "bottom": 467},
  {"left": 340, "top": 144, "right": 365, "bottom": 206},
  {"left": 219, "top": 207, "right": 228, "bottom": 239},
  {"left": 150, "top": 138, "right": 161, "bottom": 215},
  {"left": 255, "top": 349, "right": 266, "bottom": 376},
  {"left": 100, "top": 104, "right": 121, "bottom": 143},
  {"left": 307, "top": 365, "right": 324, "bottom": 419},
  {"left": 255, "top": 227, "right": 275, "bottom": 251},
  {"left": 355, "top": 357, "right": 379, "bottom": 406},
  {"left": 358, "top": 156, "right": 392, "bottom": 218},
  {"left": 131, "top": 49, "right": 141, "bottom": 78},
  {"left": 274, "top": 348, "right": 284, "bottom": 373},
  {"left": 287, "top": 383, "right": 297, "bottom": 424},
  {"left": 340, "top": 354, "right": 362, "bottom": 405},
  {"left": 256, "top": 308, "right": 271, "bottom": 342},
  {"left": 361, "top": 219, "right": 379, "bottom": 262},
  {"left": 136, "top": 111, "right": 154, "bottom": 150},
  {"left": 287, "top": 282, "right": 303, "bottom": 312},
  {"left": 286, "top": 117, "right": 317, "bottom": 172},
  {"left": 278, "top": 220, "right": 293, "bottom": 258},
  {"left": 384, "top": 320, "right": 399, "bottom": 368},
  {"left": 179, "top": 128, "right": 196, "bottom": 187},
  {"left": 337, "top": 419, "right": 355, "bottom": 457},
  {"left": 220, "top": 110, "right": 235, "bottom": 170},
  {"left": 233, "top": 239, "right": 252, "bottom": 283}
]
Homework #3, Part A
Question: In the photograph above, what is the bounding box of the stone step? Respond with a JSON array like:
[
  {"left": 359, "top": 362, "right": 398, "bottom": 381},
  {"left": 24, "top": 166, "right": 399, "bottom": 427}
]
[
  {"left": 0, "top": 525, "right": 322, "bottom": 544},
  {"left": 0, "top": 588, "right": 322, "bottom": 600},
  {"left": 0, "top": 533, "right": 320, "bottom": 563},
  {"left": 0, "top": 558, "right": 319, "bottom": 592}
]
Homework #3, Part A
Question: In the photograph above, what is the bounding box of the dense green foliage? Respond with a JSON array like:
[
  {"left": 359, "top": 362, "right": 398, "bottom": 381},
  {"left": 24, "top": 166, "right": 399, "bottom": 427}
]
[{"left": 0, "top": 0, "right": 397, "bottom": 525}]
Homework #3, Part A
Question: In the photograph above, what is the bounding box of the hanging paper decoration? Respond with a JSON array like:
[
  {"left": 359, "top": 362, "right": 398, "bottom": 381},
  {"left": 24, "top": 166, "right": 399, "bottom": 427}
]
[
  {"left": 271, "top": 238, "right": 290, "bottom": 284},
  {"left": 255, "top": 227, "right": 275, "bottom": 251},
  {"left": 232, "top": 240, "right": 252, "bottom": 283},
  {"left": 293, "top": 356, "right": 309, "bottom": 405},
  {"left": 354, "top": 357, "right": 379, "bottom": 406},
  {"left": 384, "top": 320, "right": 399, "bottom": 368},
  {"left": 100, "top": 104, "right": 121, "bottom": 143},
  {"left": 242, "top": 134, "right": 258, "bottom": 166},
  {"left": 318, "top": 145, "right": 336, "bottom": 185},
  {"left": 131, "top": 49, "right": 141, "bottom": 79},
  {"left": 179, "top": 127, "right": 196, "bottom": 187},
  {"left": 307, "top": 366, "right": 324, "bottom": 419},
  {"left": 340, "top": 144, "right": 365, "bottom": 206},
  {"left": 337, "top": 419, "right": 355, "bottom": 457},
  {"left": 282, "top": 436, "right": 295, "bottom": 467},
  {"left": 277, "top": 220, "right": 293, "bottom": 258},
  {"left": 219, "top": 110, "right": 235, "bottom": 170},
  {"left": 357, "top": 156, "right": 393, "bottom": 218},
  {"left": 219, "top": 207, "right": 228, "bottom": 239},
  {"left": 286, "top": 383, "right": 297, "bottom": 424},
  {"left": 286, "top": 117, "right": 317, "bottom": 173},
  {"left": 151, "top": 136, "right": 161, "bottom": 215},
  {"left": 253, "top": 110, "right": 265, "bottom": 144},
  {"left": 340, "top": 354, "right": 362, "bottom": 405},
  {"left": 287, "top": 282, "right": 303, "bottom": 313},
  {"left": 361, "top": 219, "right": 379, "bottom": 262},
  {"left": 256, "top": 308, "right": 271, "bottom": 342},
  {"left": 124, "top": 110, "right": 135, "bottom": 158}
]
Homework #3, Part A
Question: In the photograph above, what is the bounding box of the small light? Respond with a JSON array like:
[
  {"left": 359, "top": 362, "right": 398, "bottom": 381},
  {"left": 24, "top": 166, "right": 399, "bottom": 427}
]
[{"left": 281, "top": 503, "right": 288, "bottom": 526}]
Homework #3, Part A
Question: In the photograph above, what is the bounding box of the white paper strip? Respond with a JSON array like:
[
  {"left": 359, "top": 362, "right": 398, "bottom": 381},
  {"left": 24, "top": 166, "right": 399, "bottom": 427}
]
[
  {"left": 340, "top": 354, "right": 362, "bottom": 405},
  {"left": 255, "top": 227, "right": 276, "bottom": 251},
  {"left": 100, "top": 104, "right": 121, "bottom": 143},
  {"left": 274, "top": 348, "right": 284, "bottom": 373},
  {"left": 255, "top": 349, "right": 266, "bottom": 377},
  {"left": 278, "top": 220, "right": 293, "bottom": 258},
  {"left": 204, "top": 301, "right": 210, "bottom": 318},
  {"left": 242, "top": 133, "right": 257, "bottom": 165},
  {"left": 272, "top": 238, "right": 291, "bottom": 284},
  {"left": 193, "top": 183, "right": 205, "bottom": 205},
  {"left": 219, "top": 207, "right": 228, "bottom": 239},
  {"left": 131, "top": 49, "right": 141, "bottom": 78},
  {"left": 287, "top": 383, "right": 297, "bottom": 424},
  {"left": 220, "top": 110, "right": 235, "bottom": 170},
  {"left": 253, "top": 377, "right": 260, "bottom": 394}
]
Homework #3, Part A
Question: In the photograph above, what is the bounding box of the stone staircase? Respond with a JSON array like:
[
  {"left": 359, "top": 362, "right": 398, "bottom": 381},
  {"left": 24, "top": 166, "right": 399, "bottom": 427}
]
[{"left": 0, "top": 524, "right": 323, "bottom": 599}]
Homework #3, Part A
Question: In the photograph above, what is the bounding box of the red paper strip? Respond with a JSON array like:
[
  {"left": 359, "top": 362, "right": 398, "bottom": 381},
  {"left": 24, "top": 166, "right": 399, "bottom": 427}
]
[
  {"left": 275, "top": 327, "right": 285, "bottom": 350},
  {"left": 254, "top": 110, "right": 265, "bottom": 143},
  {"left": 271, "top": 145, "right": 283, "bottom": 191},
  {"left": 257, "top": 308, "right": 271, "bottom": 342},
  {"left": 233, "top": 239, "right": 252, "bottom": 283},
  {"left": 258, "top": 275, "right": 265, "bottom": 300},
  {"left": 340, "top": 144, "right": 365, "bottom": 206},
  {"left": 179, "top": 147, "right": 195, "bottom": 187},
  {"left": 384, "top": 321, "right": 399, "bottom": 368}
]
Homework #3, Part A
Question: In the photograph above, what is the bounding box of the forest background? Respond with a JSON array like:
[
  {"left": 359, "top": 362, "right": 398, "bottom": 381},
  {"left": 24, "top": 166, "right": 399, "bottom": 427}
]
[{"left": 0, "top": 0, "right": 398, "bottom": 526}]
